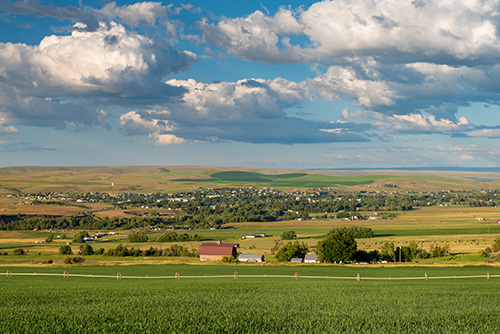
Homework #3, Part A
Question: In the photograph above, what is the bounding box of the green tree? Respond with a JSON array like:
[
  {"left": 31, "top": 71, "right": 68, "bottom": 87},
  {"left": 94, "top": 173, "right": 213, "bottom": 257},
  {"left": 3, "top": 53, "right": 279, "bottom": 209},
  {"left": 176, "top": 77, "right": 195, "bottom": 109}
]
[
  {"left": 380, "top": 242, "right": 395, "bottom": 261},
  {"left": 72, "top": 231, "right": 89, "bottom": 243},
  {"left": 128, "top": 231, "right": 149, "bottom": 242},
  {"left": 79, "top": 244, "right": 94, "bottom": 255},
  {"left": 316, "top": 232, "right": 357, "bottom": 263},
  {"left": 59, "top": 245, "right": 73, "bottom": 255},
  {"left": 45, "top": 234, "right": 54, "bottom": 243},
  {"left": 275, "top": 242, "right": 308, "bottom": 262},
  {"left": 281, "top": 230, "right": 297, "bottom": 240}
]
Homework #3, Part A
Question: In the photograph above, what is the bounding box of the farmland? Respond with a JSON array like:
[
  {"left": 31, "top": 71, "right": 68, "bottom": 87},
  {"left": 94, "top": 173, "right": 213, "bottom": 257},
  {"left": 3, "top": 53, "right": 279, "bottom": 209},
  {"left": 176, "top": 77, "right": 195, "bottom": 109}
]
[
  {"left": 2, "top": 166, "right": 500, "bottom": 332},
  {"left": 2, "top": 166, "right": 500, "bottom": 265},
  {"left": 2, "top": 265, "right": 500, "bottom": 333}
]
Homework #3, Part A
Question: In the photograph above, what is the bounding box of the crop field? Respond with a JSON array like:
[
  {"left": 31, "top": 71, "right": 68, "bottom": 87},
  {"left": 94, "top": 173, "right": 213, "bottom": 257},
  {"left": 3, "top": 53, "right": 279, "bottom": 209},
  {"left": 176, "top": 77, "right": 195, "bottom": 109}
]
[{"left": 1, "top": 265, "right": 500, "bottom": 333}]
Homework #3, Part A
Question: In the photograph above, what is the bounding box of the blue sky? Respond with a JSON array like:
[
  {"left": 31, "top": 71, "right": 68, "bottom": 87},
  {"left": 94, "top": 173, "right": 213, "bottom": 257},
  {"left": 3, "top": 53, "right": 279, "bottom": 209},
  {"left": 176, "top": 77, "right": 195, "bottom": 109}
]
[{"left": 2, "top": 0, "right": 500, "bottom": 169}]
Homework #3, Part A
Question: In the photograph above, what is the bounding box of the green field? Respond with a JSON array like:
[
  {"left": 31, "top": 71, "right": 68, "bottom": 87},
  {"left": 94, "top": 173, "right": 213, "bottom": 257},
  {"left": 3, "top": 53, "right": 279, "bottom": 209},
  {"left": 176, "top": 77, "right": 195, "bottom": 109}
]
[
  {"left": 2, "top": 265, "right": 500, "bottom": 333},
  {"left": 173, "top": 170, "right": 397, "bottom": 187}
]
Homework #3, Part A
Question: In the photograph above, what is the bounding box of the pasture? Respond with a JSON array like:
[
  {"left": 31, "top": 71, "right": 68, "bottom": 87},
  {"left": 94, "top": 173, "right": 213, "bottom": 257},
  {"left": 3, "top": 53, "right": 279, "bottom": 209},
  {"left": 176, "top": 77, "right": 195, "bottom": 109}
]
[
  {"left": 1, "top": 265, "right": 500, "bottom": 333},
  {"left": 1, "top": 205, "right": 500, "bottom": 266}
]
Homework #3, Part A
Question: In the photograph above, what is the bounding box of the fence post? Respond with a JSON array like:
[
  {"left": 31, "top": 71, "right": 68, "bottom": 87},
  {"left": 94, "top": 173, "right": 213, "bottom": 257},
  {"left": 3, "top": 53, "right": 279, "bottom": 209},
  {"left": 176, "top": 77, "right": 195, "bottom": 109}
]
[
  {"left": 6, "top": 270, "right": 12, "bottom": 277},
  {"left": 487, "top": 271, "right": 490, "bottom": 280},
  {"left": 116, "top": 272, "right": 122, "bottom": 280},
  {"left": 63, "top": 271, "right": 69, "bottom": 278},
  {"left": 425, "top": 272, "right": 428, "bottom": 281},
  {"left": 175, "top": 272, "right": 180, "bottom": 280},
  {"left": 234, "top": 271, "right": 238, "bottom": 280},
  {"left": 357, "top": 273, "right": 360, "bottom": 282},
  {"left": 294, "top": 272, "right": 299, "bottom": 280}
]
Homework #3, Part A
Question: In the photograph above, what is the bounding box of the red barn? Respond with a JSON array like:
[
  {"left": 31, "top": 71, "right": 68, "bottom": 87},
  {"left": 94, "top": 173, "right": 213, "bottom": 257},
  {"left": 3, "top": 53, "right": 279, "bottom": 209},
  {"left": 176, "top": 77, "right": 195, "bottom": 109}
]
[{"left": 200, "top": 241, "right": 239, "bottom": 261}]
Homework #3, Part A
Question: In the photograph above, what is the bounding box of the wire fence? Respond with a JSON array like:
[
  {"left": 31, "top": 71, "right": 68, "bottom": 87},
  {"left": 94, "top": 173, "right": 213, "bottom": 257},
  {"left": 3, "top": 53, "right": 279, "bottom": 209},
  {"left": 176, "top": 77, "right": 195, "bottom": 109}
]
[{"left": 4, "top": 270, "right": 500, "bottom": 281}]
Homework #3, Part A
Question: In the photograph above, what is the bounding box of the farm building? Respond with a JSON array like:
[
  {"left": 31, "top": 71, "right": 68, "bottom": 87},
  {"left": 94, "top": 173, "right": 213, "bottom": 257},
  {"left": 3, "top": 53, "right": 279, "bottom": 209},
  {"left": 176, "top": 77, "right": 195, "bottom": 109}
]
[
  {"left": 200, "top": 241, "right": 239, "bottom": 261},
  {"left": 238, "top": 254, "right": 265, "bottom": 263},
  {"left": 241, "top": 233, "right": 267, "bottom": 239},
  {"left": 290, "top": 258, "right": 303, "bottom": 263},
  {"left": 304, "top": 254, "right": 319, "bottom": 263}
]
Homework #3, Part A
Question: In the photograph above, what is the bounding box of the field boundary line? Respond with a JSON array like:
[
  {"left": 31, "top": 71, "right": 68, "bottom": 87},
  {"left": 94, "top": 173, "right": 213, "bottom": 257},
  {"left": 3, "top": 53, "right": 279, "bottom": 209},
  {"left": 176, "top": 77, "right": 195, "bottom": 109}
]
[{"left": 5, "top": 272, "right": 500, "bottom": 280}]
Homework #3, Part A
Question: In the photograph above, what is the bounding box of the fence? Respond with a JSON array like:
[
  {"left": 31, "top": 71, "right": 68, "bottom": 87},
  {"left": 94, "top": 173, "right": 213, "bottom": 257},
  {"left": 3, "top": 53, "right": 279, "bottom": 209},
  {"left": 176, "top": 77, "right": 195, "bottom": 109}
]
[{"left": 4, "top": 270, "right": 500, "bottom": 281}]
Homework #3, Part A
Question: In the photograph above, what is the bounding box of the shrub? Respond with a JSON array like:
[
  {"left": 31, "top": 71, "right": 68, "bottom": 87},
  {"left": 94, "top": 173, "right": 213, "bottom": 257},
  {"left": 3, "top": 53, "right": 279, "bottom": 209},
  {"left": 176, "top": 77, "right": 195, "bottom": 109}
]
[
  {"left": 45, "top": 234, "right": 54, "bottom": 243},
  {"left": 492, "top": 237, "right": 500, "bottom": 252},
  {"left": 59, "top": 245, "right": 73, "bottom": 255},
  {"left": 281, "top": 230, "right": 297, "bottom": 240},
  {"left": 13, "top": 248, "right": 25, "bottom": 255},
  {"left": 72, "top": 256, "right": 85, "bottom": 264},
  {"left": 221, "top": 256, "right": 238, "bottom": 263}
]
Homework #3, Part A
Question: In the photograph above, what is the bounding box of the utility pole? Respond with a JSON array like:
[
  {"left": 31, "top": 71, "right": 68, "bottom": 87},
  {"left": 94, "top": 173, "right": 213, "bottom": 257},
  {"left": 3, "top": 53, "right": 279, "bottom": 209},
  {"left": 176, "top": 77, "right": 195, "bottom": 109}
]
[{"left": 399, "top": 242, "right": 402, "bottom": 263}]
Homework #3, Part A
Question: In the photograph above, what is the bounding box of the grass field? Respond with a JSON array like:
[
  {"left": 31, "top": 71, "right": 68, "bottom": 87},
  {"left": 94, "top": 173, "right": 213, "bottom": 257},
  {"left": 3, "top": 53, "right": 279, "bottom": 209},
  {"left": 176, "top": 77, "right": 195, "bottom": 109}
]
[
  {"left": 1, "top": 265, "right": 500, "bottom": 333},
  {"left": 2, "top": 205, "right": 500, "bottom": 265}
]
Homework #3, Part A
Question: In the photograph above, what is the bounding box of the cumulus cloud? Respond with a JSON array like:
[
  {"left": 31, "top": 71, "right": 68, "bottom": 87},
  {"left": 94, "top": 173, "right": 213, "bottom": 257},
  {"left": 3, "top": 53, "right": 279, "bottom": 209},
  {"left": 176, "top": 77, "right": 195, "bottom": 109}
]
[
  {"left": 0, "top": 21, "right": 195, "bottom": 130},
  {"left": 201, "top": 0, "right": 500, "bottom": 63},
  {"left": 120, "top": 110, "right": 174, "bottom": 136},
  {"left": 151, "top": 133, "right": 185, "bottom": 145},
  {"left": 117, "top": 78, "right": 368, "bottom": 144},
  {"left": 199, "top": 0, "right": 500, "bottom": 133}
]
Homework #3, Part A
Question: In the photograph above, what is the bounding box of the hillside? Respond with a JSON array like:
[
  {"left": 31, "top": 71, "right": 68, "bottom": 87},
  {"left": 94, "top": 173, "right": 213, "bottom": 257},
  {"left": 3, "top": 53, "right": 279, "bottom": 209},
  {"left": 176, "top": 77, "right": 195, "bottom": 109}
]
[{"left": 0, "top": 166, "right": 499, "bottom": 194}]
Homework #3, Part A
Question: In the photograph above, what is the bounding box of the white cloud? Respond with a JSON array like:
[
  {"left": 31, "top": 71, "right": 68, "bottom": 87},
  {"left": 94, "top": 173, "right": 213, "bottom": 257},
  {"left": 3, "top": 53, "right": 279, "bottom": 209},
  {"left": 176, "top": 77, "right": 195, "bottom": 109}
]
[
  {"left": 0, "top": 21, "right": 195, "bottom": 129},
  {"left": 150, "top": 132, "right": 185, "bottom": 145},
  {"left": 119, "top": 110, "right": 174, "bottom": 136},
  {"left": 100, "top": 2, "right": 168, "bottom": 26},
  {"left": 202, "top": 0, "right": 500, "bottom": 63}
]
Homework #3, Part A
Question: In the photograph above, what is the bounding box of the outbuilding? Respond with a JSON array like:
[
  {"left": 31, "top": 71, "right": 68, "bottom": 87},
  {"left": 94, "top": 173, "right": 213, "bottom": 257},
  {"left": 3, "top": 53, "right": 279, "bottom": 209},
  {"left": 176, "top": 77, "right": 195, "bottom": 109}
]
[
  {"left": 304, "top": 254, "right": 319, "bottom": 263},
  {"left": 238, "top": 254, "right": 265, "bottom": 263},
  {"left": 200, "top": 241, "right": 239, "bottom": 261}
]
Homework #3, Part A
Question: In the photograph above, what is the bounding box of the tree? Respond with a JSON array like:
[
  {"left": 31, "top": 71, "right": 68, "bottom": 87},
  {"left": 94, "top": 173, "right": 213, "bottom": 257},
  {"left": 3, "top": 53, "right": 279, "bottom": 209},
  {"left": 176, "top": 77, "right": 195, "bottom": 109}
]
[
  {"left": 79, "top": 244, "right": 94, "bottom": 255},
  {"left": 13, "top": 248, "right": 25, "bottom": 255},
  {"left": 380, "top": 242, "right": 395, "bottom": 261},
  {"left": 316, "top": 232, "right": 357, "bottom": 263},
  {"left": 281, "top": 230, "right": 297, "bottom": 240},
  {"left": 275, "top": 242, "right": 308, "bottom": 262},
  {"left": 128, "top": 231, "right": 149, "bottom": 242},
  {"left": 72, "top": 231, "right": 89, "bottom": 243},
  {"left": 45, "top": 234, "right": 54, "bottom": 243},
  {"left": 59, "top": 245, "right": 73, "bottom": 255}
]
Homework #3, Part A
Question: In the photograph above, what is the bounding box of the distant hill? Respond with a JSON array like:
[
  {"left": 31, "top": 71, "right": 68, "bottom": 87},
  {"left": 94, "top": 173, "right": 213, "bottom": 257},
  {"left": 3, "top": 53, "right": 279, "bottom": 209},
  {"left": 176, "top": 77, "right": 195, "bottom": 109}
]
[{"left": 0, "top": 165, "right": 499, "bottom": 194}]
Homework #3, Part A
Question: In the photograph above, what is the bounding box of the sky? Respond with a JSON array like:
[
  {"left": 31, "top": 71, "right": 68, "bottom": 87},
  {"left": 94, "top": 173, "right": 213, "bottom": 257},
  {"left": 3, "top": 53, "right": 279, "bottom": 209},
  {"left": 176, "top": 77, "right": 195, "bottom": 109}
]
[{"left": 2, "top": 0, "right": 500, "bottom": 169}]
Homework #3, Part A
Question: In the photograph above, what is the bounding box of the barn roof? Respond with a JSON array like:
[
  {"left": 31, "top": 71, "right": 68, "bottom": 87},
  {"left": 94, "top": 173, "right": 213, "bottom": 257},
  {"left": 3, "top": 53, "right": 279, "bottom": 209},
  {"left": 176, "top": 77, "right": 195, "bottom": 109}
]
[{"left": 200, "top": 242, "right": 239, "bottom": 256}]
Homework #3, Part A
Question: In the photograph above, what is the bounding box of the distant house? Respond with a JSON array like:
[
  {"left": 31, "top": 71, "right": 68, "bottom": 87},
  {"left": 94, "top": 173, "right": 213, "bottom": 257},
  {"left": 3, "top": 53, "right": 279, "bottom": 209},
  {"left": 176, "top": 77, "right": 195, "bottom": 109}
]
[
  {"left": 304, "top": 254, "right": 319, "bottom": 263},
  {"left": 238, "top": 254, "right": 265, "bottom": 263},
  {"left": 241, "top": 233, "right": 267, "bottom": 239},
  {"left": 200, "top": 241, "right": 239, "bottom": 261},
  {"left": 290, "top": 258, "right": 303, "bottom": 263},
  {"left": 83, "top": 237, "right": 94, "bottom": 242}
]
